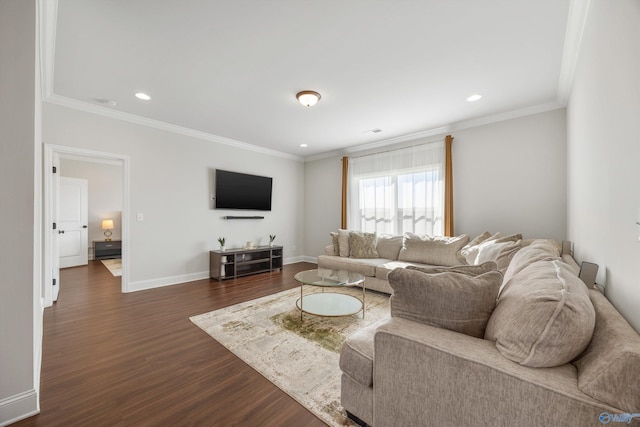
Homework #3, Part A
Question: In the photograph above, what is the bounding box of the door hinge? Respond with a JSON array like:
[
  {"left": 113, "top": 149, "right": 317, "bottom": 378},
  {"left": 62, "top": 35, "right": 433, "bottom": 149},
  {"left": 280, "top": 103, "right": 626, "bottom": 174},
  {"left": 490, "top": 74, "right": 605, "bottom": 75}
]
[
  {"left": 52, "top": 222, "right": 56, "bottom": 230},
  {"left": 52, "top": 166, "right": 57, "bottom": 173},
  {"left": 52, "top": 278, "right": 56, "bottom": 287}
]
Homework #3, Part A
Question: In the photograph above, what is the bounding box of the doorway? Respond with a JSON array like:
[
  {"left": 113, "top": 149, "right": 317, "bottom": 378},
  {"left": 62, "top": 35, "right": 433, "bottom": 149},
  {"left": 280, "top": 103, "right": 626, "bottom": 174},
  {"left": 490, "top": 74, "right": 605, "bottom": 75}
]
[{"left": 44, "top": 144, "right": 130, "bottom": 307}]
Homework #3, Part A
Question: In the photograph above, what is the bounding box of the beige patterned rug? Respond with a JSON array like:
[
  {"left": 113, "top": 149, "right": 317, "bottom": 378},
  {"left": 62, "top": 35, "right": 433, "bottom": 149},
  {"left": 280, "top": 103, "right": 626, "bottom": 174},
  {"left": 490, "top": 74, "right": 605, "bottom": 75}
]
[
  {"left": 190, "top": 286, "right": 390, "bottom": 426},
  {"left": 100, "top": 258, "right": 122, "bottom": 276}
]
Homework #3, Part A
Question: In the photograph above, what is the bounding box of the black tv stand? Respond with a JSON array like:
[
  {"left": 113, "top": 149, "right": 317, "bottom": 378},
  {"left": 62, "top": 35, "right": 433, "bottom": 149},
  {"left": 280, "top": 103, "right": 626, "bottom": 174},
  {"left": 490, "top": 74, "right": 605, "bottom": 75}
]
[{"left": 209, "top": 245, "right": 283, "bottom": 281}]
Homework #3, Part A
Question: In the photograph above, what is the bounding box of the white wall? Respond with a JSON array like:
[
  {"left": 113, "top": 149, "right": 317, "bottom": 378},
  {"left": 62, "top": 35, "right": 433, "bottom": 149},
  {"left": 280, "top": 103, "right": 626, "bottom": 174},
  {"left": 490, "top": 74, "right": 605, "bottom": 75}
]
[
  {"left": 566, "top": 0, "right": 640, "bottom": 332},
  {"left": 44, "top": 103, "right": 305, "bottom": 290},
  {"left": 304, "top": 109, "right": 567, "bottom": 258},
  {"left": 0, "top": 0, "right": 39, "bottom": 423},
  {"left": 453, "top": 109, "right": 566, "bottom": 239},
  {"left": 60, "top": 159, "right": 123, "bottom": 247}
]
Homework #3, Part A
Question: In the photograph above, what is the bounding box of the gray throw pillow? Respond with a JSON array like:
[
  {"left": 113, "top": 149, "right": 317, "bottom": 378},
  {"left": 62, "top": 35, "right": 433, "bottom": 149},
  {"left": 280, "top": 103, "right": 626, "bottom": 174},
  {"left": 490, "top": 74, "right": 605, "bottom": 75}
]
[
  {"left": 349, "top": 231, "right": 379, "bottom": 258},
  {"left": 388, "top": 267, "right": 503, "bottom": 338}
]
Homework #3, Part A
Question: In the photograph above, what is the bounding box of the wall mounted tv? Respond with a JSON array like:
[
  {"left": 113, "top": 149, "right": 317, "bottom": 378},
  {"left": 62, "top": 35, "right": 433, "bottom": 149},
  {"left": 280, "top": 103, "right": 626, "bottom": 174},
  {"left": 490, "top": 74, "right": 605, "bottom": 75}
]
[{"left": 214, "top": 169, "right": 273, "bottom": 211}]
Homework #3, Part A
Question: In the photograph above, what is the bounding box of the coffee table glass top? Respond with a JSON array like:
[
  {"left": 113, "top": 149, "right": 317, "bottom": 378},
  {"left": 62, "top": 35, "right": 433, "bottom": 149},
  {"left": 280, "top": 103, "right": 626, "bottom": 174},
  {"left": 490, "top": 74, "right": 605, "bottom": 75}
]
[{"left": 294, "top": 268, "right": 365, "bottom": 288}]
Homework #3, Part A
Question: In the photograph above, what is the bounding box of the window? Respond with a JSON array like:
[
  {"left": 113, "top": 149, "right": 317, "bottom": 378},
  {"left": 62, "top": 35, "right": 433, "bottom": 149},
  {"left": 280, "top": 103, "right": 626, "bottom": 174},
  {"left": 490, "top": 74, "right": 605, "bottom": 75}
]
[{"left": 348, "top": 141, "right": 444, "bottom": 236}]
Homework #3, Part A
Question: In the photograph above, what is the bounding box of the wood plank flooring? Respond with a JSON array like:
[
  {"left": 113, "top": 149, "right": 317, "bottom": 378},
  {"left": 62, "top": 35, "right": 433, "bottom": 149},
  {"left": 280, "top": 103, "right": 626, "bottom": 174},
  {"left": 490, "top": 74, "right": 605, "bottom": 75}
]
[{"left": 14, "top": 261, "right": 326, "bottom": 427}]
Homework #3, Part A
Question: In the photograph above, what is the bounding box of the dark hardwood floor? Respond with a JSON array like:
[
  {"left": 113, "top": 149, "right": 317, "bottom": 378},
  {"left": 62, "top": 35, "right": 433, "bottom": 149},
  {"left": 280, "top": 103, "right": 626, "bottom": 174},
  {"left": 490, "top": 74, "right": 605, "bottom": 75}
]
[{"left": 14, "top": 261, "right": 326, "bottom": 427}]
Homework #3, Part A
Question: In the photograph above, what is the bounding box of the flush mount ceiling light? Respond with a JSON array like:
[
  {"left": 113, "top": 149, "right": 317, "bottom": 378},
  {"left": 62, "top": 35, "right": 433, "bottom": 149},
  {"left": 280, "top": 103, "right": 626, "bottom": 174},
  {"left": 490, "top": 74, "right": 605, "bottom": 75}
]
[
  {"left": 135, "top": 92, "right": 151, "bottom": 101},
  {"left": 299, "top": 144, "right": 308, "bottom": 147},
  {"left": 466, "top": 94, "right": 482, "bottom": 102},
  {"left": 296, "top": 90, "right": 321, "bottom": 107}
]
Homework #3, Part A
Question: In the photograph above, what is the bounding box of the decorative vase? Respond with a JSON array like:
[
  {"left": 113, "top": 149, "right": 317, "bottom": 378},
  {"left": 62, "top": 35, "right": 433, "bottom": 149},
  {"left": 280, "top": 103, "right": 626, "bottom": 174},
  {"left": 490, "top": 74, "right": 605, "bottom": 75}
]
[
  {"left": 269, "top": 242, "right": 274, "bottom": 247},
  {"left": 220, "top": 245, "right": 225, "bottom": 252}
]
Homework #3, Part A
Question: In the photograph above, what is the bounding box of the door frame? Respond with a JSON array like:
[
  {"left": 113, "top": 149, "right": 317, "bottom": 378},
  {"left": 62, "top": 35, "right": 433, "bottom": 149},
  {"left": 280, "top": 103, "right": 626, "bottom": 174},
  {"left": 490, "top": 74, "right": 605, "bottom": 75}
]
[{"left": 43, "top": 144, "right": 130, "bottom": 306}]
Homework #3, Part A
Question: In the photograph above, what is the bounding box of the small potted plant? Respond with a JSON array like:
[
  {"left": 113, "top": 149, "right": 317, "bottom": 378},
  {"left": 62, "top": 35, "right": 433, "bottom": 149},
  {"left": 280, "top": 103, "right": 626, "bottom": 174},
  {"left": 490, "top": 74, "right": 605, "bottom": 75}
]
[
  {"left": 269, "top": 234, "right": 276, "bottom": 247},
  {"left": 218, "top": 237, "right": 226, "bottom": 251}
]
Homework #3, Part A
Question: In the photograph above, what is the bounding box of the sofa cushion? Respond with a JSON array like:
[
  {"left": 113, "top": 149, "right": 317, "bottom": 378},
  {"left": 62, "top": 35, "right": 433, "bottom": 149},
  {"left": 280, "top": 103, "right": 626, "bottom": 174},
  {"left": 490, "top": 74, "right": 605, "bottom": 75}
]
[
  {"left": 572, "top": 289, "right": 640, "bottom": 413},
  {"left": 458, "top": 231, "right": 492, "bottom": 263},
  {"left": 339, "top": 318, "right": 389, "bottom": 387},
  {"left": 463, "top": 232, "right": 522, "bottom": 265},
  {"left": 317, "top": 255, "right": 383, "bottom": 277},
  {"left": 374, "top": 260, "right": 440, "bottom": 280},
  {"left": 388, "top": 267, "right": 502, "bottom": 338},
  {"left": 349, "top": 231, "right": 379, "bottom": 258},
  {"left": 502, "top": 239, "right": 560, "bottom": 290},
  {"left": 398, "top": 233, "right": 470, "bottom": 267},
  {"left": 406, "top": 261, "right": 498, "bottom": 276},
  {"left": 375, "top": 234, "right": 403, "bottom": 260},
  {"left": 337, "top": 229, "right": 350, "bottom": 257},
  {"left": 474, "top": 239, "right": 522, "bottom": 273},
  {"left": 485, "top": 259, "right": 595, "bottom": 368}
]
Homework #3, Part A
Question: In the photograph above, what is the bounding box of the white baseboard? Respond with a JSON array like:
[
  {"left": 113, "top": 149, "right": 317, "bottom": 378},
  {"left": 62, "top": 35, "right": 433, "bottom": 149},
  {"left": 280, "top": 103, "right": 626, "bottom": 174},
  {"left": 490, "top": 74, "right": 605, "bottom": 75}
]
[
  {"left": 126, "top": 257, "right": 317, "bottom": 293},
  {"left": 127, "top": 271, "right": 209, "bottom": 292},
  {"left": 0, "top": 390, "right": 39, "bottom": 427}
]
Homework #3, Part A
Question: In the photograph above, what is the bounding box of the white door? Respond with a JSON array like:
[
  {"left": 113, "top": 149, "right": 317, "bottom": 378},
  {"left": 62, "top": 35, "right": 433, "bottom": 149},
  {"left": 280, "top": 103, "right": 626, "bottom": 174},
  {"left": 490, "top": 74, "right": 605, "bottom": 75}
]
[{"left": 58, "top": 177, "right": 89, "bottom": 268}]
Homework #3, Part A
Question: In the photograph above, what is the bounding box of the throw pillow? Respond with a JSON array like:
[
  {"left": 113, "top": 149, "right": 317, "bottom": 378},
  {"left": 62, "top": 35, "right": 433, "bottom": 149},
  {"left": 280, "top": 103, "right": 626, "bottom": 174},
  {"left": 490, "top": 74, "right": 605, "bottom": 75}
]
[
  {"left": 397, "top": 233, "right": 470, "bottom": 267},
  {"left": 484, "top": 259, "right": 595, "bottom": 368},
  {"left": 329, "top": 232, "right": 339, "bottom": 256},
  {"left": 375, "top": 234, "right": 403, "bottom": 260},
  {"left": 474, "top": 239, "right": 522, "bottom": 273},
  {"left": 349, "top": 231, "right": 379, "bottom": 258},
  {"left": 458, "top": 231, "right": 492, "bottom": 264},
  {"left": 406, "top": 261, "right": 498, "bottom": 276},
  {"left": 388, "top": 267, "right": 503, "bottom": 338},
  {"left": 337, "top": 229, "right": 350, "bottom": 257}
]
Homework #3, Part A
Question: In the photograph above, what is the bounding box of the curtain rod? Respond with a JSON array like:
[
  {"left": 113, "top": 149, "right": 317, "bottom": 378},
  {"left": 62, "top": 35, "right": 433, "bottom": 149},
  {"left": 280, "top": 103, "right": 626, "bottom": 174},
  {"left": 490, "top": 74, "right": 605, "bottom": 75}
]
[{"left": 344, "top": 136, "right": 448, "bottom": 161}]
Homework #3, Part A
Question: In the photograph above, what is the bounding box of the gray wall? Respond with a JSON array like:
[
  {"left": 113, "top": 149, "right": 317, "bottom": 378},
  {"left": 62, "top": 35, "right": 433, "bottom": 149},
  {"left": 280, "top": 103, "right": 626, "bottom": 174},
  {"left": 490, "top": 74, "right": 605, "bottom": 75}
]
[
  {"left": 304, "top": 109, "right": 567, "bottom": 259},
  {"left": 44, "top": 103, "right": 305, "bottom": 290},
  {"left": 567, "top": 0, "right": 640, "bottom": 332},
  {"left": 0, "top": 0, "right": 39, "bottom": 423}
]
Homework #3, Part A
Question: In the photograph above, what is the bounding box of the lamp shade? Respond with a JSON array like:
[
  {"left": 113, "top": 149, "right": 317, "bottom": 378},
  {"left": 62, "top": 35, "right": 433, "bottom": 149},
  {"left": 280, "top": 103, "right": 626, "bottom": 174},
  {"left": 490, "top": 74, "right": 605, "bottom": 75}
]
[
  {"left": 101, "top": 219, "right": 114, "bottom": 230},
  {"left": 296, "top": 90, "right": 321, "bottom": 107}
]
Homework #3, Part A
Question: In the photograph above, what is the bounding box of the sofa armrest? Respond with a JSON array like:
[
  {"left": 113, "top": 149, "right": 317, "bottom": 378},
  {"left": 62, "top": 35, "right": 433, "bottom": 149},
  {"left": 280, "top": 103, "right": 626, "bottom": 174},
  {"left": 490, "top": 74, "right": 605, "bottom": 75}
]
[{"left": 373, "top": 317, "right": 622, "bottom": 427}]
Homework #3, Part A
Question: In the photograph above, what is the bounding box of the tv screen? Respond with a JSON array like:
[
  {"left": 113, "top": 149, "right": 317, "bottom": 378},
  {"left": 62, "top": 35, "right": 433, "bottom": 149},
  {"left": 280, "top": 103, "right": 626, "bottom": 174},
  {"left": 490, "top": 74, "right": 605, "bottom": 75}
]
[{"left": 215, "top": 169, "right": 272, "bottom": 211}]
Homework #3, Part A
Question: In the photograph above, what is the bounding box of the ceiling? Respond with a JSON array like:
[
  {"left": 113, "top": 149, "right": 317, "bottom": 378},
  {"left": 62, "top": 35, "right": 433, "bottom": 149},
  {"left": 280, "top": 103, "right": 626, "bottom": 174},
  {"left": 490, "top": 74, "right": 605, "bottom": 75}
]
[{"left": 47, "top": 0, "right": 573, "bottom": 159}]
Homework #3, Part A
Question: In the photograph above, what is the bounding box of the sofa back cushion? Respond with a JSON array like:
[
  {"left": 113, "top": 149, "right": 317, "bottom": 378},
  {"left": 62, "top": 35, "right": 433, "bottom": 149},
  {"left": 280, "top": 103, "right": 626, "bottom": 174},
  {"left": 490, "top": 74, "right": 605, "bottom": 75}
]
[
  {"left": 375, "top": 234, "right": 403, "bottom": 260},
  {"left": 502, "top": 239, "right": 560, "bottom": 287},
  {"left": 398, "top": 233, "right": 470, "bottom": 267},
  {"left": 388, "top": 267, "right": 502, "bottom": 338},
  {"left": 474, "top": 239, "right": 522, "bottom": 273},
  {"left": 572, "top": 289, "right": 640, "bottom": 413},
  {"left": 485, "top": 259, "right": 595, "bottom": 368}
]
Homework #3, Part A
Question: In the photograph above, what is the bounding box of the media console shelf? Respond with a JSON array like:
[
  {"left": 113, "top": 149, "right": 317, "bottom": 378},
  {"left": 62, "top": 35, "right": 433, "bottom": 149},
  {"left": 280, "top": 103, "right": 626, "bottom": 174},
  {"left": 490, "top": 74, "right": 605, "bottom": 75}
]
[{"left": 209, "top": 245, "right": 283, "bottom": 281}]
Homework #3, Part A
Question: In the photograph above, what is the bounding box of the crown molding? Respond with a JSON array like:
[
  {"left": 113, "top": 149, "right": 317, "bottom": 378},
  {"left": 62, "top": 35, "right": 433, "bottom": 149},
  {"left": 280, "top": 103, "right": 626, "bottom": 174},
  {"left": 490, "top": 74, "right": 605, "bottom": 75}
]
[
  {"left": 557, "top": 0, "right": 592, "bottom": 105},
  {"left": 304, "top": 101, "right": 564, "bottom": 162},
  {"left": 44, "top": 95, "right": 304, "bottom": 162}
]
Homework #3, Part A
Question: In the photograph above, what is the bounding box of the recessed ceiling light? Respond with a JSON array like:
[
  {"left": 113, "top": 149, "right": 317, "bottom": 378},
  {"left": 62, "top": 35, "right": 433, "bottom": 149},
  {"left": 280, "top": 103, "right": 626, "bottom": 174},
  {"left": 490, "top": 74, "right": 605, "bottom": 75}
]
[
  {"left": 135, "top": 92, "right": 151, "bottom": 101},
  {"left": 300, "top": 144, "right": 308, "bottom": 148},
  {"left": 466, "top": 94, "right": 482, "bottom": 102}
]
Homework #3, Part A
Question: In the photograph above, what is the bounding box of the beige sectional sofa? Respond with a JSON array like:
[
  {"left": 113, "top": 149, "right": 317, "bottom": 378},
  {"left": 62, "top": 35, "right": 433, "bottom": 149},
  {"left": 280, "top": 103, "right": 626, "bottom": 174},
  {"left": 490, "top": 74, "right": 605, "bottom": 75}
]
[
  {"left": 330, "top": 232, "right": 640, "bottom": 426},
  {"left": 318, "top": 230, "right": 532, "bottom": 294}
]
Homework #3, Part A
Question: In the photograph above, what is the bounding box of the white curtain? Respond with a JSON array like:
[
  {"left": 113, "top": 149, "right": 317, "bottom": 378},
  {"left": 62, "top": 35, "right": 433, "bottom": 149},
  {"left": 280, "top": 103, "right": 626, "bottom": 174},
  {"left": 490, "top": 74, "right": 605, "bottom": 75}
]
[{"left": 347, "top": 141, "right": 445, "bottom": 236}]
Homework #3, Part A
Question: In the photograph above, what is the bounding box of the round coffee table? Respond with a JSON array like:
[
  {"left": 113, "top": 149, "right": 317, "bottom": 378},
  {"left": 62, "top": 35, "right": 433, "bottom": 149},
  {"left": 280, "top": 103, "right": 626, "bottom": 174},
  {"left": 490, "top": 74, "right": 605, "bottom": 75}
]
[{"left": 294, "top": 268, "right": 366, "bottom": 320}]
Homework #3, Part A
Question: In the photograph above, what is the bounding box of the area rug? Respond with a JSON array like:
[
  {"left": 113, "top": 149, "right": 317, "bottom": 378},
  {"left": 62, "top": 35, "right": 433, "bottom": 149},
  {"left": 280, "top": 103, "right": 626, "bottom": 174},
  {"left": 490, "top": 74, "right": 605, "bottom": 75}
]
[
  {"left": 100, "top": 258, "right": 122, "bottom": 276},
  {"left": 190, "top": 287, "right": 390, "bottom": 426}
]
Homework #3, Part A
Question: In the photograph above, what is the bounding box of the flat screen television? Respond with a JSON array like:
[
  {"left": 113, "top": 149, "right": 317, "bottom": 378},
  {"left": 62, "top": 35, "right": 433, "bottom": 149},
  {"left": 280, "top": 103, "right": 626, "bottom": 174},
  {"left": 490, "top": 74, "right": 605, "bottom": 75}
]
[{"left": 214, "top": 169, "right": 272, "bottom": 211}]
